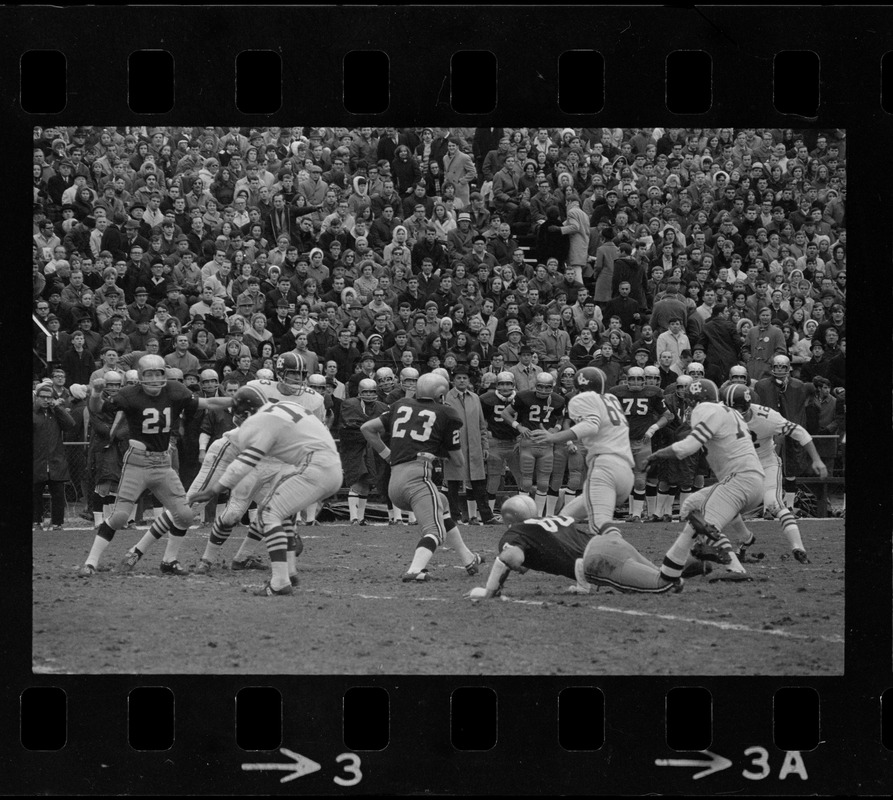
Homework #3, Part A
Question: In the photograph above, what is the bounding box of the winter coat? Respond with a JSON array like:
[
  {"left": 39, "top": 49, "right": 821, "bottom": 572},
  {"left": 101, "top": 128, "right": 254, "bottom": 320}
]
[
  {"left": 33, "top": 402, "right": 76, "bottom": 483},
  {"left": 442, "top": 388, "right": 487, "bottom": 482}
]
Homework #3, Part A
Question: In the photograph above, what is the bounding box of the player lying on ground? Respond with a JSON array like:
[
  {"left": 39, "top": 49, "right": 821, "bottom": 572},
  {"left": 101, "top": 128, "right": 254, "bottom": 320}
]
[
  {"left": 466, "top": 495, "right": 714, "bottom": 600},
  {"left": 78, "top": 355, "right": 234, "bottom": 577},
  {"left": 722, "top": 383, "right": 827, "bottom": 564},
  {"left": 361, "top": 372, "right": 484, "bottom": 583},
  {"left": 188, "top": 387, "right": 343, "bottom": 596}
]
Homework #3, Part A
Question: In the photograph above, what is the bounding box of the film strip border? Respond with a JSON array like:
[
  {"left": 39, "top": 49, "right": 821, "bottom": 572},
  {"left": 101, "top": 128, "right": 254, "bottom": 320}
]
[
  {"left": 1, "top": 6, "right": 891, "bottom": 121},
  {"left": 5, "top": 4, "right": 893, "bottom": 796},
  {"left": 9, "top": 678, "right": 893, "bottom": 793}
]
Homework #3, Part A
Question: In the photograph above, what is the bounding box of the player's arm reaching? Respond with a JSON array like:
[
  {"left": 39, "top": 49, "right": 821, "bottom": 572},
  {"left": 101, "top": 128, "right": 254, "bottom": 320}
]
[
  {"left": 189, "top": 422, "right": 276, "bottom": 503},
  {"left": 500, "top": 402, "right": 532, "bottom": 438},
  {"left": 643, "top": 406, "right": 673, "bottom": 442},
  {"left": 645, "top": 411, "right": 712, "bottom": 467},
  {"left": 196, "top": 395, "right": 234, "bottom": 411},
  {"left": 776, "top": 417, "right": 828, "bottom": 478},
  {"left": 361, "top": 417, "right": 390, "bottom": 461},
  {"left": 467, "top": 544, "right": 525, "bottom": 599},
  {"left": 530, "top": 404, "right": 601, "bottom": 447}
]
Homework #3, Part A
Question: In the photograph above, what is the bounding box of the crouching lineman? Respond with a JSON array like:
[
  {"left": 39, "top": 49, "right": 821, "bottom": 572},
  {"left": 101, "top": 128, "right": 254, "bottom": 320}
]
[
  {"left": 500, "top": 372, "right": 566, "bottom": 516},
  {"left": 361, "top": 372, "right": 483, "bottom": 582},
  {"left": 722, "top": 383, "right": 827, "bottom": 563},
  {"left": 466, "top": 494, "right": 712, "bottom": 599},
  {"left": 77, "top": 355, "right": 234, "bottom": 577},
  {"left": 188, "top": 388, "right": 342, "bottom": 596},
  {"left": 645, "top": 378, "right": 764, "bottom": 581}
]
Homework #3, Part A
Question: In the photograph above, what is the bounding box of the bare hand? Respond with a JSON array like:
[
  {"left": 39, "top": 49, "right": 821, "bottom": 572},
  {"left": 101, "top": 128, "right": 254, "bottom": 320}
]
[
  {"left": 812, "top": 460, "right": 828, "bottom": 479},
  {"left": 529, "top": 429, "right": 550, "bottom": 444},
  {"left": 92, "top": 377, "right": 106, "bottom": 393},
  {"left": 188, "top": 487, "right": 216, "bottom": 505}
]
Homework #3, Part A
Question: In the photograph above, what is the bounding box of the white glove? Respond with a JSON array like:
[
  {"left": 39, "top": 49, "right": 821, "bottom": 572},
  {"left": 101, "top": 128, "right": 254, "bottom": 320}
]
[{"left": 70, "top": 383, "right": 88, "bottom": 400}]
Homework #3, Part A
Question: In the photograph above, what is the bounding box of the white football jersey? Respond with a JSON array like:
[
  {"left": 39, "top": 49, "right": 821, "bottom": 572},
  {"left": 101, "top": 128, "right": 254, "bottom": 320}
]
[
  {"left": 219, "top": 400, "right": 339, "bottom": 490},
  {"left": 745, "top": 403, "right": 812, "bottom": 466},
  {"left": 247, "top": 378, "right": 326, "bottom": 422},
  {"left": 679, "top": 402, "right": 764, "bottom": 481},
  {"left": 567, "top": 392, "right": 634, "bottom": 468}
]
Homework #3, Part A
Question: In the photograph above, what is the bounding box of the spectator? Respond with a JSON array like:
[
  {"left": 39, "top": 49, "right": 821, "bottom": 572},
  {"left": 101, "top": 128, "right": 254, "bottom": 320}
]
[{"left": 33, "top": 383, "right": 76, "bottom": 530}]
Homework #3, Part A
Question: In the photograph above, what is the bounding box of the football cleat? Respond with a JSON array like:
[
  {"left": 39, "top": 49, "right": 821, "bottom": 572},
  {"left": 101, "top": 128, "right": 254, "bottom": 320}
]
[
  {"left": 662, "top": 514, "right": 673, "bottom": 523},
  {"left": 231, "top": 555, "right": 267, "bottom": 571},
  {"left": 691, "top": 540, "right": 732, "bottom": 565},
  {"left": 627, "top": 515, "right": 642, "bottom": 523},
  {"left": 645, "top": 514, "right": 662, "bottom": 523},
  {"left": 195, "top": 559, "right": 213, "bottom": 575},
  {"left": 670, "top": 578, "right": 685, "bottom": 593},
  {"left": 792, "top": 549, "right": 811, "bottom": 564},
  {"left": 402, "top": 569, "right": 432, "bottom": 582},
  {"left": 467, "top": 517, "right": 482, "bottom": 526},
  {"left": 254, "top": 581, "right": 294, "bottom": 597},
  {"left": 77, "top": 563, "right": 96, "bottom": 578},
  {"left": 464, "top": 553, "right": 485, "bottom": 576},
  {"left": 681, "top": 557, "right": 714, "bottom": 578},
  {"left": 685, "top": 509, "right": 721, "bottom": 542},
  {"left": 566, "top": 583, "right": 591, "bottom": 595},
  {"left": 120, "top": 548, "right": 143, "bottom": 571},
  {"left": 290, "top": 573, "right": 300, "bottom": 587},
  {"left": 160, "top": 560, "right": 189, "bottom": 576}
]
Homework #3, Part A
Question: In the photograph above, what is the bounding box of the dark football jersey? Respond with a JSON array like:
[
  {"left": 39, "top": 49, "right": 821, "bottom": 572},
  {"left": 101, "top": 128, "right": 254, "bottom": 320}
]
[
  {"left": 608, "top": 384, "right": 667, "bottom": 439},
  {"left": 510, "top": 390, "right": 567, "bottom": 430},
  {"left": 380, "top": 397, "right": 463, "bottom": 466},
  {"left": 104, "top": 381, "right": 198, "bottom": 452},
  {"left": 498, "top": 515, "right": 591, "bottom": 580},
  {"left": 479, "top": 390, "right": 520, "bottom": 440}
]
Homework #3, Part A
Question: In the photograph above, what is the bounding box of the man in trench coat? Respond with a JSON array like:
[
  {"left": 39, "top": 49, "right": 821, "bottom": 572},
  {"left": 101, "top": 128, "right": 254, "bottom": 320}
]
[{"left": 443, "top": 366, "right": 499, "bottom": 525}]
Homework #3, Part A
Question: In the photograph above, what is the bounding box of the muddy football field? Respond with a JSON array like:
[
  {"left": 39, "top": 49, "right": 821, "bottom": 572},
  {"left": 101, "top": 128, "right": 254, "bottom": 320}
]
[{"left": 32, "top": 519, "right": 843, "bottom": 675}]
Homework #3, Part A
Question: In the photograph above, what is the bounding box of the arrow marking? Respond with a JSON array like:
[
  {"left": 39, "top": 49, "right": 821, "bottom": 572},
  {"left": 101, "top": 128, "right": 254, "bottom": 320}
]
[
  {"left": 655, "top": 750, "right": 733, "bottom": 780},
  {"left": 242, "top": 748, "right": 322, "bottom": 783}
]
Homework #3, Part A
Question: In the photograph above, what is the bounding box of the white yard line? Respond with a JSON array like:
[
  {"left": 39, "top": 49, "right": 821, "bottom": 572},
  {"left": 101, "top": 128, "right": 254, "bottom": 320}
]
[{"left": 317, "top": 590, "right": 843, "bottom": 644}]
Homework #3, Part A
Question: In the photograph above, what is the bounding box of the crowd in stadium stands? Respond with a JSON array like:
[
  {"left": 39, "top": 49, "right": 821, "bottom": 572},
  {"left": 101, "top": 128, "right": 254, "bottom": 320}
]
[{"left": 32, "top": 126, "right": 846, "bottom": 518}]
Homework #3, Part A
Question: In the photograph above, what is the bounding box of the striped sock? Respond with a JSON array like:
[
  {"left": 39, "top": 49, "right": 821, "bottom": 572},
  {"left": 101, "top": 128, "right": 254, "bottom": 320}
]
[
  {"left": 162, "top": 525, "right": 188, "bottom": 563},
  {"left": 778, "top": 509, "right": 804, "bottom": 551},
  {"left": 408, "top": 535, "right": 438, "bottom": 573},
  {"left": 134, "top": 510, "right": 172, "bottom": 555},
  {"left": 444, "top": 519, "right": 473, "bottom": 564},
  {"left": 660, "top": 523, "right": 697, "bottom": 580},
  {"left": 202, "top": 519, "right": 233, "bottom": 562}
]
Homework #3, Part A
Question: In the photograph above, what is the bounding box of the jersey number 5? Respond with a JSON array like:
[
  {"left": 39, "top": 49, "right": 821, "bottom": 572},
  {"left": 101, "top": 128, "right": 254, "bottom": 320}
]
[
  {"left": 142, "top": 407, "right": 172, "bottom": 435},
  {"left": 393, "top": 407, "right": 436, "bottom": 441}
]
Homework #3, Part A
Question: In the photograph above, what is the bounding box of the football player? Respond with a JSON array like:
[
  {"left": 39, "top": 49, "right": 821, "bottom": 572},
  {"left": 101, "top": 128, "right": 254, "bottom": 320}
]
[
  {"left": 85, "top": 371, "right": 128, "bottom": 527},
  {"left": 754, "top": 354, "right": 815, "bottom": 510},
  {"left": 361, "top": 372, "right": 483, "bottom": 582},
  {"left": 189, "top": 387, "right": 342, "bottom": 596},
  {"left": 529, "top": 367, "right": 634, "bottom": 542},
  {"left": 479, "top": 371, "right": 524, "bottom": 514},
  {"left": 500, "top": 372, "right": 567, "bottom": 515},
  {"left": 723, "top": 383, "right": 827, "bottom": 563},
  {"left": 549, "top": 366, "right": 587, "bottom": 514},
  {"left": 608, "top": 366, "right": 672, "bottom": 522},
  {"left": 653, "top": 375, "right": 700, "bottom": 522},
  {"left": 466, "top": 495, "right": 712, "bottom": 599},
  {"left": 386, "top": 367, "right": 419, "bottom": 404},
  {"left": 78, "top": 354, "right": 234, "bottom": 577},
  {"left": 340, "top": 378, "right": 389, "bottom": 525},
  {"left": 374, "top": 367, "right": 396, "bottom": 402},
  {"left": 645, "top": 378, "right": 764, "bottom": 580}
]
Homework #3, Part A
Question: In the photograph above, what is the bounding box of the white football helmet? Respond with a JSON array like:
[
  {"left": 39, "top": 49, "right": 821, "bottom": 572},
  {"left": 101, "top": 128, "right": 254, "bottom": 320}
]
[
  {"left": 358, "top": 378, "right": 378, "bottom": 402},
  {"left": 375, "top": 367, "right": 395, "bottom": 394},
  {"left": 124, "top": 369, "right": 139, "bottom": 386},
  {"left": 165, "top": 367, "right": 184, "bottom": 383},
  {"left": 771, "top": 354, "right": 791, "bottom": 383},
  {"left": 103, "top": 370, "right": 123, "bottom": 396},
  {"left": 535, "top": 372, "right": 555, "bottom": 398},
  {"left": 674, "top": 374, "right": 693, "bottom": 397},
  {"left": 627, "top": 366, "right": 645, "bottom": 391},
  {"left": 728, "top": 365, "right": 749, "bottom": 384},
  {"left": 496, "top": 371, "right": 515, "bottom": 398},
  {"left": 255, "top": 368, "right": 275, "bottom": 381},
  {"left": 686, "top": 362, "right": 705, "bottom": 379},
  {"left": 560, "top": 366, "right": 576, "bottom": 389},
  {"left": 307, "top": 373, "right": 326, "bottom": 391},
  {"left": 432, "top": 367, "right": 450, "bottom": 383},
  {"left": 137, "top": 354, "right": 167, "bottom": 396},
  {"left": 400, "top": 367, "right": 419, "bottom": 394},
  {"left": 199, "top": 368, "right": 219, "bottom": 394},
  {"left": 416, "top": 372, "right": 449, "bottom": 402},
  {"left": 643, "top": 365, "right": 661, "bottom": 387}
]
